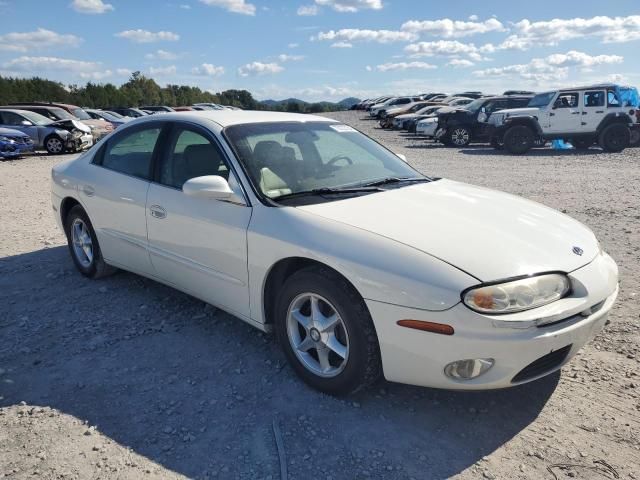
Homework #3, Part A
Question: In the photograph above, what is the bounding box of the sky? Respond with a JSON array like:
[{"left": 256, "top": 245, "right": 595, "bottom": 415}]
[{"left": 1, "top": 0, "right": 639, "bottom": 102}]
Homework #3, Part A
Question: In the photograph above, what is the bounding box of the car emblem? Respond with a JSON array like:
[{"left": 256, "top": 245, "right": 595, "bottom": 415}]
[{"left": 572, "top": 246, "right": 584, "bottom": 256}]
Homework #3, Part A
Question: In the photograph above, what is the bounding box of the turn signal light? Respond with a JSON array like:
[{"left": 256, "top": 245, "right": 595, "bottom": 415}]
[{"left": 397, "top": 320, "right": 454, "bottom": 335}]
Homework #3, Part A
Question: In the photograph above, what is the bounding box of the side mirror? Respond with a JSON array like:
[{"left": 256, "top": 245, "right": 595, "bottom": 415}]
[
  {"left": 21, "top": 120, "right": 33, "bottom": 126},
  {"left": 480, "top": 107, "right": 486, "bottom": 113},
  {"left": 396, "top": 153, "right": 407, "bottom": 162},
  {"left": 183, "top": 175, "right": 234, "bottom": 200}
]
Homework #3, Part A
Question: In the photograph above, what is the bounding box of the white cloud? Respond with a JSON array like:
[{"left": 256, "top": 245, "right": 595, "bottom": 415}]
[
  {"left": 180, "top": 4, "right": 191, "bottom": 9},
  {"left": 468, "top": 15, "right": 478, "bottom": 21},
  {"left": 70, "top": 0, "right": 113, "bottom": 14},
  {"left": 499, "top": 15, "right": 640, "bottom": 51},
  {"left": 198, "top": 0, "right": 256, "bottom": 15},
  {"left": 316, "top": 29, "right": 417, "bottom": 44},
  {"left": 447, "top": 58, "right": 475, "bottom": 68},
  {"left": 297, "top": 4, "right": 318, "bottom": 15},
  {"left": 277, "top": 54, "right": 305, "bottom": 62},
  {"left": 3, "top": 56, "right": 101, "bottom": 73},
  {"left": 374, "top": 61, "right": 437, "bottom": 72},
  {"left": 238, "top": 61, "right": 284, "bottom": 77},
  {"left": 115, "top": 30, "right": 180, "bottom": 43},
  {"left": 149, "top": 65, "right": 177, "bottom": 76},
  {"left": 116, "top": 68, "right": 132, "bottom": 76},
  {"left": 192, "top": 63, "right": 225, "bottom": 76},
  {"left": 145, "top": 49, "right": 178, "bottom": 60},
  {"left": 405, "top": 40, "right": 494, "bottom": 61},
  {"left": 472, "top": 51, "right": 623, "bottom": 83},
  {"left": 79, "top": 70, "right": 113, "bottom": 80},
  {"left": 401, "top": 18, "right": 505, "bottom": 38},
  {"left": 331, "top": 41, "right": 353, "bottom": 48},
  {"left": 315, "top": 0, "right": 382, "bottom": 13},
  {"left": 0, "top": 28, "right": 82, "bottom": 52},
  {"left": 288, "top": 43, "right": 299, "bottom": 48}
]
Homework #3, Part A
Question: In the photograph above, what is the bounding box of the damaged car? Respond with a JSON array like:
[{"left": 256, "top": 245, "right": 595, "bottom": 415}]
[
  {"left": 0, "top": 108, "right": 93, "bottom": 154},
  {"left": 0, "top": 127, "right": 35, "bottom": 159}
]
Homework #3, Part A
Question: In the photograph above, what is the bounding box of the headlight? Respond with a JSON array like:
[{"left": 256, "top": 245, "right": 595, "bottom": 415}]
[
  {"left": 0, "top": 136, "right": 11, "bottom": 142},
  {"left": 462, "top": 273, "right": 570, "bottom": 314}
]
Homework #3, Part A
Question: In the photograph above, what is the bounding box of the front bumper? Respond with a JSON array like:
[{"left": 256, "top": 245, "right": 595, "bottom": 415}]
[
  {"left": 416, "top": 121, "right": 439, "bottom": 136},
  {"left": 366, "top": 252, "right": 618, "bottom": 390}
]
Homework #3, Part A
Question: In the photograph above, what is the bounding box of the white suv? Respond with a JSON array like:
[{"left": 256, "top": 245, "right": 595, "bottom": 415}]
[
  {"left": 489, "top": 84, "right": 640, "bottom": 154},
  {"left": 369, "top": 97, "right": 421, "bottom": 118}
]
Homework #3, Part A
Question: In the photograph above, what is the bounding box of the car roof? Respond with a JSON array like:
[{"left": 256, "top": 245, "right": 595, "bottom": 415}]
[
  {"left": 6, "top": 104, "right": 67, "bottom": 112},
  {"left": 125, "top": 110, "right": 336, "bottom": 128},
  {"left": 12, "top": 101, "right": 80, "bottom": 109}
]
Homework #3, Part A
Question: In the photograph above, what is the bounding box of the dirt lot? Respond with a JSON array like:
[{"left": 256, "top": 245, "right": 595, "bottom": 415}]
[{"left": 1, "top": 110, "right": 639, "bottom": 480}]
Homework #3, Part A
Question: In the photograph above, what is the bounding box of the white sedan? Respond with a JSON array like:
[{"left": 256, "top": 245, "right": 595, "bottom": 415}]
[{"left": 51, "top": 111, "right": 618, "bottom": 395}]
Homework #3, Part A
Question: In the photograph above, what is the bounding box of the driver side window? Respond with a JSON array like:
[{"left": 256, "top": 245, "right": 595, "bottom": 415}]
[{"left": 554, "top": 93, "right": 579, "bottom": 109}]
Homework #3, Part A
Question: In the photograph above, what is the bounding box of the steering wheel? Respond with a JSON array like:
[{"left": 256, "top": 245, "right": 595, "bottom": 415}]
[{"left": 326, "top": 155, "right": 353, "bottom": 167}]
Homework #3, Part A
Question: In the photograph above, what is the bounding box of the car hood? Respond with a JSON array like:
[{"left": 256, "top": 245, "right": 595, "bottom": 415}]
[
  {"left": 498, "top": 107, "right": 540, "bottom": 116},
  {"left": 296, "top": 179, "right": 598, "bottom": 281}
]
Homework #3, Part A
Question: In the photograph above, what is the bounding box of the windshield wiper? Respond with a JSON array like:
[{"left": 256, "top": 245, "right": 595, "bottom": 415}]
[
  {"left": 274, "top": 186, "right": 383, "bottom": 201},
  {"left": 358, "top": 176, "right": 429, "bottom": 187}
]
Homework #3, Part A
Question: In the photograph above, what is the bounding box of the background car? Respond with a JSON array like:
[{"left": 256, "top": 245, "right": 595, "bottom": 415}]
[
  {"left": 0, "top": 127, "right": 35, "bottom": 159},
  {"left": 10, "top": 102, "right": 113, "bottom": 140},
  {"left": 139, "top": 105, "right": 175, "bottom": 113},
  {"left": 0, "top": 108, "right": 93, "bottom": 154},
  {"left": 85, "top": 108, "right": 130, "bottom": 129},
  {"left": 108, "top": 107, "right": 148, "bottom": 118}
]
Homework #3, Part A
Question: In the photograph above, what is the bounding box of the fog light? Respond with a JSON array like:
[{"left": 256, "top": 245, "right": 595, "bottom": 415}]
[{"left": 444, "top": 358, "right": 494, "bottom": 380}]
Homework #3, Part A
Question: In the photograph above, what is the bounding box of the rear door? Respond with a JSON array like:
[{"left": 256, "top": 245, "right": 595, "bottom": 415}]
[
  {"left": 146, "top": 122, "right": 252, "bottom": 317},
  {"left": 81, "top": 122, "right": 166, "bottom": 275},
  {"left": 581, "top": 90, "right": 606, "bottom": 131}
]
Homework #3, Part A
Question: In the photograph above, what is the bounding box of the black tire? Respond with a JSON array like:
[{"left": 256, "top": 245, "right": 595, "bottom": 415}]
[
  {"left": 447, "top": 127, "right": 471, "bottom": 147},
  {"left": 274, "top": 266, "right": 382, "bottom": 395},
  {"left": 598, "top": 123, "right": 630, "bottom": 153},
  {"left": 44, "top": 135, "right": 65, "bottom": 155},
  {"left": 571, "top": 137, "right": 594, "bottom": 150},
  {"left": 629, "top": 128, "right": 640, "bottom": 148},
  {"left": 503, "top": 125, "right": 535, "bottom": 155},
  {"left": 64, "top": 205, "right": 117, "bottom": 279}
]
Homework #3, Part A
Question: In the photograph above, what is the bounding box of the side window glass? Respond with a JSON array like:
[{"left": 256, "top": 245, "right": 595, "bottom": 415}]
[
  {"left": 159, "top": 128, "right": 229, "bottom": 189},
  {"left": 554, "top": 93, "right": 579, "bottom": 108},
  {"left": 101, "top": 127, "right": 161, "bottom": 180},
  {"left": 1, "top": 112, "right": 22, "bottom": 125},
  {"left": 607, "top": 90, "right": 620, "bottom": 107},
  {"left": 584, "top": 91, "right": 605, "bottom": 108}
]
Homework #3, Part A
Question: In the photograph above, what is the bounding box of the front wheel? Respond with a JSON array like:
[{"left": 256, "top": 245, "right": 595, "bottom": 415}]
[
  {"left": 44, "top": 135, "right": 65, "bottom": 155},
  {"left": 599, "top": 124, "right": 630, "bottom": 153},
  {"left": 275, "top": 266, "right": 382, "bottom": 395},
  {"left": 64, "top": 205, "right": 117, "bottom": 279},
  {"left": 503, "top": 125, "right": 534, "bottom": 155}
]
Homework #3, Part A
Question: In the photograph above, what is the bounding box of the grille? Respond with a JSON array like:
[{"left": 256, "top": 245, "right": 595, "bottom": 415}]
[{"left": 512, "top": 345, "right": 572, "bottom": 383}]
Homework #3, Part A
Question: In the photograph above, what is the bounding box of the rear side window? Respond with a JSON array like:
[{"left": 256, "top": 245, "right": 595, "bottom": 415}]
[
  {"left": 584, "top": 91, "right": 605, "bottom": 107},
  {"left": 100, "top": 127, "right": 161, "bottom": 180},
  {"left": 607, "top": 90, "right": 620, "bottom": 107}
]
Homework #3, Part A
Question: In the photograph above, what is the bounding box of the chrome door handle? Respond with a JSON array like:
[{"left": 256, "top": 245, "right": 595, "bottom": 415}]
[
  {"left": 596, "top": 110, "right": 604, "bottom": 114},
  {"left": 82, "top": 185, "right": 95, "bottom": 196},
  {"left": 549, "top": 113, "right": 555, "bottom": 116},
  {"left": 149, "top": 205, "right": 167, "bottom": 219},
  {"left": 572, "top": 112, "right": 581, "bottom": 115}
]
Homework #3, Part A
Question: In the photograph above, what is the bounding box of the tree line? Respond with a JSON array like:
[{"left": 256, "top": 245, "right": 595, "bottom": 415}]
[{"left": 0, "top": 72, "right": 346, "bottom": 113}]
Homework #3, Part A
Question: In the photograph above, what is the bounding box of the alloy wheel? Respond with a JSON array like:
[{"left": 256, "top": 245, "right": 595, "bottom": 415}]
[
  {"left": 71, "top": 218, "right": 93, "bottom": 268},
  {"left": 451, "top": 128, "right": 470, "bottom": 146},
  {"left": 47, "top": 137, "right": 63, "bottom": 154},
  {"left": 286, "top": 293, "right": 349, "bottom": 378}
]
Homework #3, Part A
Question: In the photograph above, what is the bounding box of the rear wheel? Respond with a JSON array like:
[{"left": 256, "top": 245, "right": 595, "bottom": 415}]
[
  {"left": 503, "top": 125, "right": 534, "bottom": 155},
  {"left": 275, "top": 266, "right": 381, "bottom": 395},
  {"left": 45, "top": 135, "right": 65, "bottom": 155},
  {"left": 629, "top": 128, "right": 640, "bottom": 147},
  {"left": 599, "top": 124, "right": 630, "bottom": 153},
  {"left": 64, "top": 205, "right": 117, "bottom": 279},
  {"left": 447, "top": 127, "right": 471, "bottom": 147}
]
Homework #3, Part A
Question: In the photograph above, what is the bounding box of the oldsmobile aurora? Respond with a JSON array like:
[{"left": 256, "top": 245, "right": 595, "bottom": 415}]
[{"left": 51, "top": 111, "right": 619, "bottom": 395}]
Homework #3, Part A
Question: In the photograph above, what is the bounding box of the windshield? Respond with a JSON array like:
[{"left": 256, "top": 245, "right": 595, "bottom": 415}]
[
  {"left": 49, "top": 108, "right": 75, "bottom": 120},
  {"left": 528, "top": 92, "right": 555, "bottom": 108},
  {"left": 19, "top": 110, "right": 53, "bottom": 126},
  {"left": 463, "top": 98, "right": 486, "bottom": 113},
  {"left": 71, "top": 108, "right": 91, "bottom": 120},
  {"left": 104, "top": 110, "right": 124, "bottom": 119},
  {"left": 224, "top": 121, "right": 423, "bottom": 201}
]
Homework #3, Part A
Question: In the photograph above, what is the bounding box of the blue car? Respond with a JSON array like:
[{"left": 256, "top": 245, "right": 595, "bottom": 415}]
[{"left": 0, "top": 127, "right": 35, "bottom": 159}]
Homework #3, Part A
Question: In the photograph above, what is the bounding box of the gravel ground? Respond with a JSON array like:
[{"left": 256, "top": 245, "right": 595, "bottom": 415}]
[{"left": 0, "top": 110, "right": 639, "bottom": 480}]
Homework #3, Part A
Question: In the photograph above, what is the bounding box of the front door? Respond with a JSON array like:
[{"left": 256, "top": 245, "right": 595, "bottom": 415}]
[
  {"left": 146, "top": 124, "right": 252, "bottom": 318},
  {"left": 547, "top": 91, "right": 582, "bottom": 133}
]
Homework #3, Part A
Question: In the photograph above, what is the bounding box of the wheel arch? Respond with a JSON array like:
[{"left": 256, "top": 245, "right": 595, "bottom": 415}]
[
  {"left": 262, "top": 256, "right": 366, "bottom": 327},
  {"left": 596, "top": 113, "right": 633, "bottom": 135},
  {"left": 59, "top": 196, "right": 82, "bottom": 231},
  {"left": 504, "top": 116, "right": 543, "bottom": 135}
]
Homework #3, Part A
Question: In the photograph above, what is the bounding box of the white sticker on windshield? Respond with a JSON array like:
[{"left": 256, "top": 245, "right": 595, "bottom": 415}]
[{"left": 330, "top": 124, "right": 357, "bottom": 133}]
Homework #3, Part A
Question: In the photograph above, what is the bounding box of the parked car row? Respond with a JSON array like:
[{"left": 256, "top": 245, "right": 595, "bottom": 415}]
[
  {"left": 366, "top": 84, "right": 640, "bottom": 154},
  {"left": 0, "top": 101, "right": 242, "bottom": 157}
]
